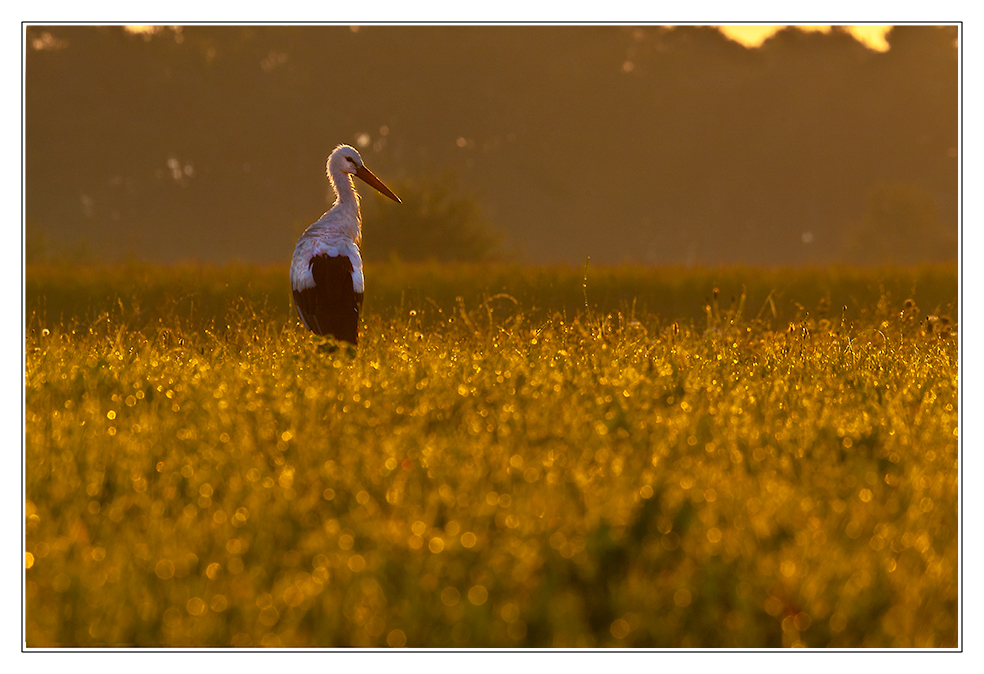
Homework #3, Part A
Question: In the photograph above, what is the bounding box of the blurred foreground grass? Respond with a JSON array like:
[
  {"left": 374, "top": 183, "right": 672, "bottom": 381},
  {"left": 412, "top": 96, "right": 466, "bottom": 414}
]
[{"left": 25, "top": 263, "right": 958, "bottom": 648}]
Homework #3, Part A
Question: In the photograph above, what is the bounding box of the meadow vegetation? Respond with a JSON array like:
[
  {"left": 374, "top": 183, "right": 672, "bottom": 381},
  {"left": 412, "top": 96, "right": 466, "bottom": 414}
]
[{"left": 25, "top": 263, "right": 958, "bottom": 648}]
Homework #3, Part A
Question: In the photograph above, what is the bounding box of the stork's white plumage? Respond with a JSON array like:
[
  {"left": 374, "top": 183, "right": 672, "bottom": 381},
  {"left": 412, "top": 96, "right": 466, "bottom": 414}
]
[{"left": 291, "top": 144, "right": 401, "bottom": 345}]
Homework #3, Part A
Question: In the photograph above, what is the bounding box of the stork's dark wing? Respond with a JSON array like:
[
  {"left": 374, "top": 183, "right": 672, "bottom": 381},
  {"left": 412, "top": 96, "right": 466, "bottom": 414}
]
[{"left": 293, "top": 254, "right": 364, "bottom": 345}]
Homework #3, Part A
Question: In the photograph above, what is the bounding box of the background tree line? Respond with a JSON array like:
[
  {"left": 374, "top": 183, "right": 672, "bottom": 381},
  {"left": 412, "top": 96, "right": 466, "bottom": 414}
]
[{"left": 25, "top": 25, "right": 957, "bottom": 266}]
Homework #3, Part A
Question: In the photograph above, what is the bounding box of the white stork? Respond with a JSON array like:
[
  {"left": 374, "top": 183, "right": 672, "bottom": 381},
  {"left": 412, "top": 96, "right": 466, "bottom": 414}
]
[{"left": 290, "top": 144, "right": 401, "bottom": 345}]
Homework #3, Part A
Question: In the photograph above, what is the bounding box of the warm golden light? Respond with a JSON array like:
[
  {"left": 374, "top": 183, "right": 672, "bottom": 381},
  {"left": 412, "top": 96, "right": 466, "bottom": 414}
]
[
  {"left": 123, "top": 25, "right": 185, "bottom": 43},
  {"left": 718, "top": 25, "right": 782, "bottom": 48},
  {"left": 718, "top": 25, "right": 892, "bottom": 51},
  {"left": 24, "top": 24, "right": 958, "bottom": 649},
  {"left": 845, "top": 25, "right": 892, "bottom": 51},
  {"left": 123, "top": 25, "right": 160, "bottom": 36}
]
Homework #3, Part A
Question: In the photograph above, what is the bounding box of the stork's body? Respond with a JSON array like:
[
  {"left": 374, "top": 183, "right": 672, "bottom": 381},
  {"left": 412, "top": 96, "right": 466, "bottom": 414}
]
[{"left": 291, "top": 145, "right": 400, "bottom": 345}]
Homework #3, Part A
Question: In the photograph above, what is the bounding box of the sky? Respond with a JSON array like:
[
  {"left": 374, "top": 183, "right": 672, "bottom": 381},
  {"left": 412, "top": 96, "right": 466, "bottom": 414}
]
[
  {"left": 122, "top": 23, "right": 894, "bottom": 51},
  {"left": 121, "top": 22, "right": 895, "bottom": 52},
  {"left": 719, "top": 25, "right": 892, "bottom": 50}
]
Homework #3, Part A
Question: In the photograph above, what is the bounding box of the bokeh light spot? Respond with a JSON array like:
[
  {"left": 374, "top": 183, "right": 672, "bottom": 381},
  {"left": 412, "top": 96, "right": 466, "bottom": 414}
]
[
  {"left": 468, "top": 585, "right": 488, "bottom": 605},
  {"left": 387, "top": 629, "right": 407, "bottom": 647}
]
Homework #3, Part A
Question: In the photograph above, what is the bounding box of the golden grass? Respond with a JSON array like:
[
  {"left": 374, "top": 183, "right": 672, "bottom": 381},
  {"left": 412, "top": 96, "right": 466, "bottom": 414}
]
[{"left": 24, "top": 263, "right": 958, "bottom": 648}]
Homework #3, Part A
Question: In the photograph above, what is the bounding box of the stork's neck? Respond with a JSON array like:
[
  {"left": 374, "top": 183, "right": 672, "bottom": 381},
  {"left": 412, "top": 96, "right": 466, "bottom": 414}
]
[
  {"left": 321, "top": 165, "right": 362, "bottom": 244},
  {"left": 329, "top": 166, "right": 361, "bottom": 213}
]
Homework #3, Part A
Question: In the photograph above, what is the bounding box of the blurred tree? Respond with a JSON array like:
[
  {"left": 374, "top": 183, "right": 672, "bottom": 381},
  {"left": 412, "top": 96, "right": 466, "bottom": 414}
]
[
  {"left": 25, "top": 223, "right": 95, "bottom": 264},
  {"left": 24, "top": 24, "right": 957, "bottom": 266},
  {"left": 361, "top": 173, "right": 502, "bottom": 262},
  {"left": 25, "top": 225, "right": 48, "bottom": 264},
  {"left": 843, "top": 183, "right": 956, "bottom": 264}
]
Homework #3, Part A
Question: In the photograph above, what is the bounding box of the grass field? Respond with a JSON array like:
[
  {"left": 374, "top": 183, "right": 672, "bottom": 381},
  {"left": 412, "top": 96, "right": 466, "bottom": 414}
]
[{"left": 24, "top": 262, "right": 959, "bottom": 648}]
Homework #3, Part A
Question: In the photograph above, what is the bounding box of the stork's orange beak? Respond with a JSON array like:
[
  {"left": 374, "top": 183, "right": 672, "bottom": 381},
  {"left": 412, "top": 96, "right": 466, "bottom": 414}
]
[{"left": 355, "top": 165, "right": 401, "bottom": 204}]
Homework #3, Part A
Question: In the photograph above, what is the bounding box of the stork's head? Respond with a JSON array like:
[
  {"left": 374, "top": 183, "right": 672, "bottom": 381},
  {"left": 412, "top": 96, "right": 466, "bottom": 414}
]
[
  {"left": 328, "top": 145, "right": 364, "bottom": 175},
  {"left": 327, "top": 144, "right": 401, "bottom": 203}
]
